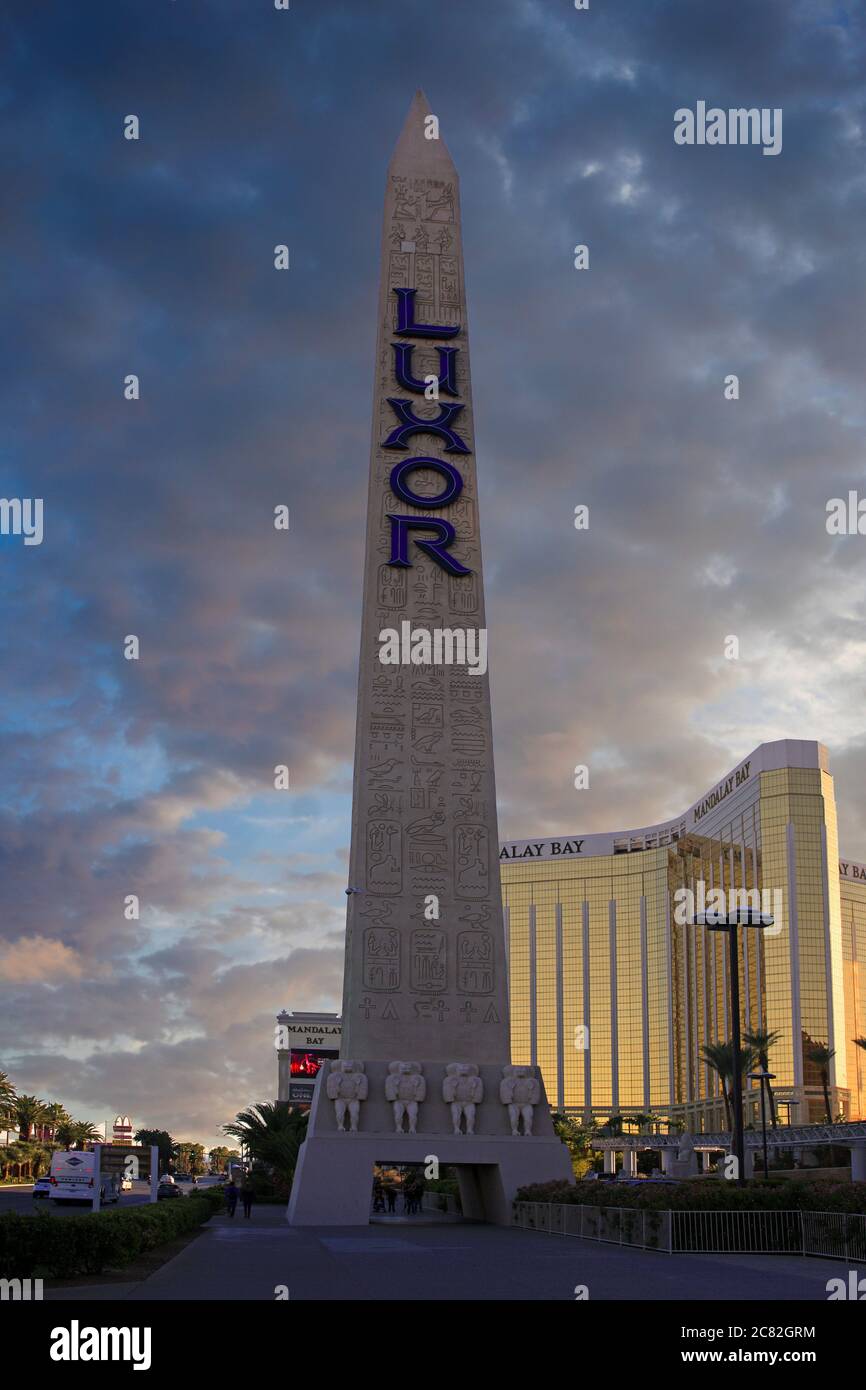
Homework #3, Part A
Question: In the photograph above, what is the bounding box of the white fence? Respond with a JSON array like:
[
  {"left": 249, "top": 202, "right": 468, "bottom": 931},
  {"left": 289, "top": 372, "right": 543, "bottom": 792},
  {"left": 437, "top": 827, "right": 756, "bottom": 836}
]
[{"left": 513, "top": 1202, "right": 866, "bottom": 1261}]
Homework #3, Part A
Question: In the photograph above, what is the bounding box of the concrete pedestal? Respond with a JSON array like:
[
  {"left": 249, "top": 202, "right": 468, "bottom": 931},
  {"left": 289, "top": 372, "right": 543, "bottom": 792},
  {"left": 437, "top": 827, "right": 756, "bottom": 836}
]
[
  {"left": 288, "top": 1061, "right": 574, "bottom": 1227},
  {"left": 850, "top": 1144, "right": 866, "bottom": 1182}
]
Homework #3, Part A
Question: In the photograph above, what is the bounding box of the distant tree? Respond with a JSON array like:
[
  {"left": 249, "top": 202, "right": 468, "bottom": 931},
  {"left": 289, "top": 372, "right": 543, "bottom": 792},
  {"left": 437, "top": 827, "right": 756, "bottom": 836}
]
[
  {"left": 622, "top": 1111, "right": 665, "bottom": 1133},
  {"left": 175, "top": 1142, "right": 207, "bottom": 1176},
  {"left": 207, "top": 1145, "right": 233, "bottom": 1174},
  {"left": 134, "top": 1128, "right": 177, "bottom": 1174}
]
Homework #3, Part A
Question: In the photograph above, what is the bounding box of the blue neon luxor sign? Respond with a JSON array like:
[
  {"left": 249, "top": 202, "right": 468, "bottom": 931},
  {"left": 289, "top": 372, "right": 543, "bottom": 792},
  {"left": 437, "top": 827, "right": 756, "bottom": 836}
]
[{"left": 385, "top": 288, "right": 471, "bottom": 575}]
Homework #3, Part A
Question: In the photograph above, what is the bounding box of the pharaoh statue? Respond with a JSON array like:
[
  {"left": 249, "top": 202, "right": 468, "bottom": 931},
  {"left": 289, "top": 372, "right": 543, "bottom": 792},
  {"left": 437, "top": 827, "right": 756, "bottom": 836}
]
[
  {"left": 442, "top": 1062, "right": 483, "bottom": 1135},
  {"left": 326, "top": 1059, "right": 368, "bottom": 1133},
  {"left": 500, "top": 1064, "right": 541, "bottom": 1136},
  {"left": 670, "top": 1128, "right": 699, "bottom": 1178},
  {"left": 385, "top": 1061, "right": 426, "bottom": 1134}
]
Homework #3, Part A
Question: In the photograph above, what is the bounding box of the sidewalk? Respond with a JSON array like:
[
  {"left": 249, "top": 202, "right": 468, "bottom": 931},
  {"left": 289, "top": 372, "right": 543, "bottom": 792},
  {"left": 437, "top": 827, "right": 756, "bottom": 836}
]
[{"left": 44, "top": 1201, "right": 866, "bottom": 1301}]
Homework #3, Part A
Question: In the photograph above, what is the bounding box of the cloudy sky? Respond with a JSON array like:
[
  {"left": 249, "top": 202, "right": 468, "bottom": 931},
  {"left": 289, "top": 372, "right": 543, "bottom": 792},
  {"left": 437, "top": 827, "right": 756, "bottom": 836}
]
[{"left": 1, "top": 0, "right": 864, "bottom": 1147}]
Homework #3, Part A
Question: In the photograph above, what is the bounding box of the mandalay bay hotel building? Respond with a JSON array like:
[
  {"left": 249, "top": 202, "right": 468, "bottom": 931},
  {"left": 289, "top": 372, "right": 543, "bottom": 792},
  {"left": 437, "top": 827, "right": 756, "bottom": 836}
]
[{"left": 500, "top": 740, "right": 866, "bottom": 1131}]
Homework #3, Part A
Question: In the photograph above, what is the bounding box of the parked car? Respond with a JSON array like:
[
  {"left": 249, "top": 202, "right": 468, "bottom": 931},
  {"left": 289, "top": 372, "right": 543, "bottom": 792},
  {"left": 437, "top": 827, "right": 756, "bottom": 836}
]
[
  {"left": 32, "top": 1176, "right": 52, "bottom": 1199},
  {"left": 157, "top": 1181, "right": 183, "bottom": 1200}
]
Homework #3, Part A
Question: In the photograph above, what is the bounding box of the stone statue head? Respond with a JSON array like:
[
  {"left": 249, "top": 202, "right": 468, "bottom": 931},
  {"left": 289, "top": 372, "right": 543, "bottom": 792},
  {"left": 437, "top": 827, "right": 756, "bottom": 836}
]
[
  {"left": 333, "top": 1059, "right": 364, "bottom": 1074},
  {"left": 502, "top": 1064, "right": 532, "bottom": 1079},
  {"left": 446, "top": 1062, "right": 479, "bottom": 1077},
  {"left": 388, "top": 1061, "right": 421, "bottom": 1075}
]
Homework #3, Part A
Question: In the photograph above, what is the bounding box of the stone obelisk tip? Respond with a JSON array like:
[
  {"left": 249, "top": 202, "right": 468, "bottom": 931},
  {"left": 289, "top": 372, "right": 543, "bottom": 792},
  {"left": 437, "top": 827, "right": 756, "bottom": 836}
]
[{"left": 389, "top": 89, "right": 456, "bottom": 175}]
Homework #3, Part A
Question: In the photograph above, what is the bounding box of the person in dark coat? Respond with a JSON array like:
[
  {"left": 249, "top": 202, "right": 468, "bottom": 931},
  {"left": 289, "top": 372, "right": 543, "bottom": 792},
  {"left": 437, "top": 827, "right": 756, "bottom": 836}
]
[
  {"left": 225, "top": 1180, "right": 239, "bottom": 1217},
  {"left": 241, "top": 1180, "right": 254, "bottom": 1218}
]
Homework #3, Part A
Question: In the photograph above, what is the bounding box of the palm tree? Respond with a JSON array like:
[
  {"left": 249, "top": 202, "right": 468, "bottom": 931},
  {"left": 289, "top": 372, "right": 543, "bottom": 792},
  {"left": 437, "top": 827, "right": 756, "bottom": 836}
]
[
  {"left": 805, "top": 1044, "right": 836, "bottom": 1123},
  {"left": 744, "top": 1028, "right": 782, "bottom": 1127},
  {"left": 68, "top": 1120, "right": 103, "bottom": 1150},
  {"left": 2, "top": 1141, "right": 33, "bottom": 1182},
  {"left": 701, "top": 1040, "right": 758, "bottom": 1132},
  {"left": 0, "top": 1071, "right": 17, "bottom": 1146},
  {"left": 550, "top": 1112, "right": 598, "bottom": 1177},
  {"left": 20, "top": 1141, "right": 54, "bottom": 1179},
  {"left": 54, "top": 1120, "right": 77, "bottom": 1151},
  {"left": 0, "top": 1071, "right": 15, "bottom": 1114},
  {"left": 14, "top": 1095, "right": 47, "bottom": 1142},
  {"left": 41, "top": 1102, "right": 70, "bottom": 1142},
  {"left": 223, "top": 1103, "right": 308, "bottom": 1189},
  {"left": 53, "top": 1118, "right": 102, "bottom": 1150}
]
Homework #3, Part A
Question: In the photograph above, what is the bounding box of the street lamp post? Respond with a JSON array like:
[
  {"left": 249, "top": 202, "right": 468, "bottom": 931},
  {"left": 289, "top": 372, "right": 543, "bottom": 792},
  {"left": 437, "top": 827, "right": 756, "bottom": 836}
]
[
  {"left": 694, "top": 907, "right": 773, "bottom": 1184},
  {"left": 749, "top": 1068, "right": 776, "bottom": 1180}
]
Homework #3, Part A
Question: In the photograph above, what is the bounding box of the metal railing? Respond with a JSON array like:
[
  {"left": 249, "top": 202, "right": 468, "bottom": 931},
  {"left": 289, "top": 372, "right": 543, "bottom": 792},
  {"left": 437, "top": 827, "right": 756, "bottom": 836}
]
[
  {"left": 514, "top": 1201, "right": 671, "bottom": 1252},
  {"left": 513, "top": 1202, "right": 866, "bottom": 1261}
]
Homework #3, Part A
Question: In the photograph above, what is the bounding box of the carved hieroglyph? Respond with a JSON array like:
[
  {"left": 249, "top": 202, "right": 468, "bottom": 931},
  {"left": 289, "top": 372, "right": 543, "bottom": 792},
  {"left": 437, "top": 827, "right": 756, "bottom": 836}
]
[{"left": 341, "top": 92, "right": 510, "bottom": 1064}]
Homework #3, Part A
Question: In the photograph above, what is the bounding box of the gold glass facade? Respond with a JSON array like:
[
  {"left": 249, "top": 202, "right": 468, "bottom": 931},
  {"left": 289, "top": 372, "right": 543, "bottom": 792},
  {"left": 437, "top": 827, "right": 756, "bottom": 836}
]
[
  {"left": 840, "top": 864, "right": 866, "bottom": 1121},
  {"left": 502, "top": 741, "right": 861, "bottom": 1130}
]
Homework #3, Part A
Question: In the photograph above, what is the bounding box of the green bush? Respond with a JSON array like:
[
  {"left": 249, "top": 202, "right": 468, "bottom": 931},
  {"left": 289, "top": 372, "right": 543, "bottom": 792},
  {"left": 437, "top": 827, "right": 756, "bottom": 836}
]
[
  {"left": 514, "top": 1177, "right": 866, "bottom": 1215},
  {"left": 0, "top": 1194, "right": 216, "bottom": 1279}
]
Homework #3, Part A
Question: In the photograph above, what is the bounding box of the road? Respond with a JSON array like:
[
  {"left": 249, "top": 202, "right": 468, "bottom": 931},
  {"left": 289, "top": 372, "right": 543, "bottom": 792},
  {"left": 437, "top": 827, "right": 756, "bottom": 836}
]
[{"left": 0, "top": 1175, "right": 223, "bottom": 1217}]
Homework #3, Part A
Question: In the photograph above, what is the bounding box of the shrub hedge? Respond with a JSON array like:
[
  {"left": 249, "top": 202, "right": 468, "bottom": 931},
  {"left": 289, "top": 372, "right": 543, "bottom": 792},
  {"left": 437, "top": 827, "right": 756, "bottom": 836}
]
[
  {"left": 0, "top": 1193, "right": 218, "bottom": 1279},
  {"left": 515, "top": 1178, "right": 866, "bottom": 1215}
]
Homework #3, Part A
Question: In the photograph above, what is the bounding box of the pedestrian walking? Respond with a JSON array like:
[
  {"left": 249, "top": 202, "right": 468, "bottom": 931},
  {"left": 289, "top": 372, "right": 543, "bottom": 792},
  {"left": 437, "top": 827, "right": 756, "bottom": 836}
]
[
  {"left": 385, "top": 1182, "right": 396, "bottom": 1213},
  {"left": 241, "top": 1180, "right": 254, "bottom": 1218},
  {"left": 225, "top": 1180, "right": 239, "bottom": 1217}
]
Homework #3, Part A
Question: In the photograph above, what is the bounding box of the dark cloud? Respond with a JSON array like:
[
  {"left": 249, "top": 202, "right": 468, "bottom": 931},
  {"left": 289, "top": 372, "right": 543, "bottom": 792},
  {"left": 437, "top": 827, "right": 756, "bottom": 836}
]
[{"left": 1, "top": 0, "right": 863, "bottom": 1144}]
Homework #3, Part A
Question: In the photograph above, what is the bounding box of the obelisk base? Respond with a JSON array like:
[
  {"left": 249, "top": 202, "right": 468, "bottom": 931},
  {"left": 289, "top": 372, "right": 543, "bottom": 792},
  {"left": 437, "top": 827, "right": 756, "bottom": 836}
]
[{"left": 287, "top": 1061, "right": 574, "bottom": 1227}]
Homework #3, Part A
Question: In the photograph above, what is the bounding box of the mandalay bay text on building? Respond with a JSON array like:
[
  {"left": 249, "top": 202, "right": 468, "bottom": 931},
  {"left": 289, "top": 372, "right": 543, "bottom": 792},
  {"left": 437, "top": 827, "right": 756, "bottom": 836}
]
[{"left": 500, "top": 739, "right": 866, "bottom": 1130}]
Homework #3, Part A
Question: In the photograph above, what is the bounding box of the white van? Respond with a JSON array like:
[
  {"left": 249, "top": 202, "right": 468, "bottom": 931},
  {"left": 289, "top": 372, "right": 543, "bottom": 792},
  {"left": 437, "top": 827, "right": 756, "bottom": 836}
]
[{"left": 49, "top": 1150, "right": 120, "bottom": 1205}]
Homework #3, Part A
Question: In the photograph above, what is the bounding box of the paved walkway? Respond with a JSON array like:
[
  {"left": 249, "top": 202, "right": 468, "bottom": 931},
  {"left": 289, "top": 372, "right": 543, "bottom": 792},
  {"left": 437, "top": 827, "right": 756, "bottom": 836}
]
[{"left": 45, "top": 1204, "right": 866, "bottom": 1301}]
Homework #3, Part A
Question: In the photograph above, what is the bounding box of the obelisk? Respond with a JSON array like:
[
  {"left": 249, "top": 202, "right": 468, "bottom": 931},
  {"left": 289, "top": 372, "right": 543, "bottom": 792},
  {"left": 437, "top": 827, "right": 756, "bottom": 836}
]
[
  {"left": 288, "top": 94, "right": 573, "bottom": 1226},
  {"left": 340, "top": 90, "right": 509, "bottom": 1064}
]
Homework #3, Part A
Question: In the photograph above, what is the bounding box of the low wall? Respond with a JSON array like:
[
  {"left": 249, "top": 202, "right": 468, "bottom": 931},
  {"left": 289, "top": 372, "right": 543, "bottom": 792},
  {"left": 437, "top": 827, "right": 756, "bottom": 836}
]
[{"left": 766, "top": 1167, "right": 850, "bottom": 1182}]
